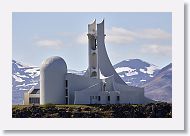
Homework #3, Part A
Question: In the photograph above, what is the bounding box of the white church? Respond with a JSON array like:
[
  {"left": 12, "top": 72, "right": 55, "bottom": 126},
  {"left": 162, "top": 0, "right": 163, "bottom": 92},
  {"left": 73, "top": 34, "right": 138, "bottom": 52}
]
[{"left": 24, "top": 20, "right": 153, "bottom": 105}]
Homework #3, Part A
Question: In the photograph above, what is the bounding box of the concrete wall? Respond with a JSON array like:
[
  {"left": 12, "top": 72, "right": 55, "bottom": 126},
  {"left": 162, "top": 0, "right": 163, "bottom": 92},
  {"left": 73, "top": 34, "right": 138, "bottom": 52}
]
[
  {"left": 23, "top": 92, "right": 29, "bottom": 105},
  {"left": 23, "top": 93, "right": 40, "bottom": 105},
  {"left": 40, "top": 56, "right": 67, "bottom": 105},
  {"left": 68, "top": 73, "right": 148, "bottom": 104},
  {"left": 109, "top": 91, "right": 120, "bottom": 104},
  {"left": 98, "top": 91, "right": 108, "bottom": 104},
  {"left": 97, "top": 20, "right": 126, "bottom": 85},
  {"left": 66, "top": 73, "right": 101, "bottom": 104},
  {"left": 75, "top": 87, "right": 120, "bottom": 104},
  {"left": 87, "top": 20, "right": 99, "bottom": 79},
  {"left": 74, "top": 83, "right": 102, "bottom": 104},
  {"left": 119, "top": 90, "right": 143, "bottom": 104},
  {"left": 114, "top": 82, "right": 147, "bottom": 104},
  {"left": 104, "top": 75, "right": 114, "bottom": 91}
]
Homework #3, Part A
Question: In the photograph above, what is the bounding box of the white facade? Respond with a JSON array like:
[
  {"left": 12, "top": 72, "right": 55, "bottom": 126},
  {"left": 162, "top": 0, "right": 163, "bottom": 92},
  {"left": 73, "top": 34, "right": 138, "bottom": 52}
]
[
  {"left": 40, "top": 57, "right": 67, "bottom": 104},
  {"left": 24, "top": 20, "right": 153, "bottom": 105},
  {"left": 23, "top": 87, "right": 40, "bottom": 105}
]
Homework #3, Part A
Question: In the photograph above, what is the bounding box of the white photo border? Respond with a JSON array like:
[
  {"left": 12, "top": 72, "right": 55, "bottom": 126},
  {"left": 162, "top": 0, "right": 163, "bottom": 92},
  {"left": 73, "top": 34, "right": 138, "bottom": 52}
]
[{"left": 0, "top": 0, "right": 184, "bottom": 130}]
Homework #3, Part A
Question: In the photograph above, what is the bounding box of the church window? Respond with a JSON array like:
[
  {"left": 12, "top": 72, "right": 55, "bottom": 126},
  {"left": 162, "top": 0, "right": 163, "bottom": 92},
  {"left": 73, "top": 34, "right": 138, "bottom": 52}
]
[
  {"left": 66, "top": 97, "right": 68, "bottom": 104},
  {"left": 108, "top": 96, "right": 110, "bottom": 101},
  {"left": 65, "top": 80, "right": 68, "bottom": 87},
  {"left": 91, "top": 71, "right": 97, "bottom": 77},
  {"left": 117, "top": 96, "right": 120, "bottom": 101},
  {"left": 65, "top": 89, "right": 68, "bottom": 96},
  {"left": 98, "top": 96, "right": 101, "bottom": 101}
]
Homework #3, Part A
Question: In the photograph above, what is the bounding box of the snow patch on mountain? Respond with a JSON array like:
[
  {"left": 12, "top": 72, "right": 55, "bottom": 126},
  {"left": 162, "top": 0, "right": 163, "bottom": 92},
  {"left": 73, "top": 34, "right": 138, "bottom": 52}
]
[
  {"left": 114, "top": 59, "right": 160, "bottom": 86},
  {"left": 115, "top": 67, "right": 139, "bottom": 77},
  {"left": 13, "top": 75, "right": 25, "bottom": 82},
  {"left": 125, "top": 71, "right": 138, "bottom": 77},
  {"left": 115, "top": 67, "right": 136, "bottom": 73},
  {"left": 140, "top": 79, "right": 146, "bottom": 82},
  {"left": 12, "top": 60, "right": 40, "bottom": 104}
]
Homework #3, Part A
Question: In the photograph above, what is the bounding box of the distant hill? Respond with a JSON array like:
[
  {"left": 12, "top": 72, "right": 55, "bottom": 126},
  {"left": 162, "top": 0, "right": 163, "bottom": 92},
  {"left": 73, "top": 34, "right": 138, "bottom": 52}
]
[{"left": 141, "top": 63, "right": 172, "bottom": 103}]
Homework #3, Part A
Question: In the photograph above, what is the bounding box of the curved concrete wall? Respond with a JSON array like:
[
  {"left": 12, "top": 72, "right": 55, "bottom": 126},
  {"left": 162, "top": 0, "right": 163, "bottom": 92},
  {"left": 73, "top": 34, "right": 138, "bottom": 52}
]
[
  {"left": 40, "top": 56, "right": 67, "bottom": 104},
  {"left": 97, "top": 20, "right": 126, "bottom": 85},
  {"left": 88, "top": 19, "right": 96, "bottom": 35}
]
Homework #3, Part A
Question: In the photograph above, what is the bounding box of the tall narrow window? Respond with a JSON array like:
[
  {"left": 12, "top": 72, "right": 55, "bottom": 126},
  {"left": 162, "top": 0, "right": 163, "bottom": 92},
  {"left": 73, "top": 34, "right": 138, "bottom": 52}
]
[
  {"left": 90, "top": 37, "right": 96, "bottom": 50},
  {"left": 65, "top": 80, "right": 68, "bottom": 87},
  {"left": 98, "top": 96, "right": 101, "bottom": 101},
  {"left": 117, "top": 96, "right": 120, "bottom": 101},
  {"left": 108, "top": 96, "right": 110, "bottom": 101},
  {"left": 65, "top": 89, "right": 68, "bottom": 96},
  {"left": 95, "top": 39, "right": 97, "bottom": 49},
  {"left": 103, "top": 83, "right": 106, "bottom": 91},
  {"left": 91, "top": 52, "right": 97, "bottom": 69},
  {"left": 29, "top": 98, "right": 32, "bottom": 104},
  {"left": 66, "top": 97, "right": 68, "bottom": 104}
]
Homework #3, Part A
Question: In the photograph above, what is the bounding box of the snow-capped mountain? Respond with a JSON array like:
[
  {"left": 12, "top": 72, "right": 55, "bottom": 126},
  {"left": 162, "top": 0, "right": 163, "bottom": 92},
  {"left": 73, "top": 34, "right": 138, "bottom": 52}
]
[
  {"left": 113, "top": 59, "right": 160, "bottom": 86},
  {"left": 12, "top": 60, "right": 40, "bottom": 104},
  {"left": 67, "top": 69, "right": 86, "bottom": 76},
  {"left": 12, "top": 59, "right": 172, "bottom": 104},
  {"left": 142, "top": 63, "right": 172, "bottom": 103}
]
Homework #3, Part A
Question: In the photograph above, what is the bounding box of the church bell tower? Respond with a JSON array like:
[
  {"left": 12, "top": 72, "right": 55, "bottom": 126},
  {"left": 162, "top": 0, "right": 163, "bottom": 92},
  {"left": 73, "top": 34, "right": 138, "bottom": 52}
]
[{"left": 87, "top": 20, "right": 99, "bottom": 78}]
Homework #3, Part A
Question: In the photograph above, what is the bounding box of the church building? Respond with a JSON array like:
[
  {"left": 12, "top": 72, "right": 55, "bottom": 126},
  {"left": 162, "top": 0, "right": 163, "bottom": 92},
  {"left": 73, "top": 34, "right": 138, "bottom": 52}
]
[{"left": 24, "top": 20, "right": 153, "bottom": 105}]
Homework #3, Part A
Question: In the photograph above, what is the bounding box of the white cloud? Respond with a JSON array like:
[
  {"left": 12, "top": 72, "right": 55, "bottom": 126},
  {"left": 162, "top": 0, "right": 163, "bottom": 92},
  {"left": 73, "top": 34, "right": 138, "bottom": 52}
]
[
  {"left": 35, "top": 39, "right": 64, "bottom": 49},
  {"left": 141, "top": 44, "right": 172, "bottom": 56},
  {"left": 76, "top": 27, "right": 171, "bottom": 46},
  {"left": 76, "top": 27, "right": 136, "bottom": 45},
  {"left": 76, "top": 33, "right": 88, "bottom": 45},
  {"left": 106, "top": 27, "right": 136, "bottom": 45},
  {"left": 138, "top": 28, "right": 171, "bottom": 40}
]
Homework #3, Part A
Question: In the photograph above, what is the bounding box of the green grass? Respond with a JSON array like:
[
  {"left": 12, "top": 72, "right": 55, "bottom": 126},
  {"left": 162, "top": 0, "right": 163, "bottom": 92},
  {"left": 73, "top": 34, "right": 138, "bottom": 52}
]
[{"left": 12, "top": 104, "right": 92, "bottom": 109}]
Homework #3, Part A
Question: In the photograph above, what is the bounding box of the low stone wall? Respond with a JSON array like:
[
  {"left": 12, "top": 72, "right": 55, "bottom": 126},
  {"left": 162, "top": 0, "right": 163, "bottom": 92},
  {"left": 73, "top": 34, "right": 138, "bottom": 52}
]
[{"left": 12, "top": 103, "right": 172, "bottom": 118}]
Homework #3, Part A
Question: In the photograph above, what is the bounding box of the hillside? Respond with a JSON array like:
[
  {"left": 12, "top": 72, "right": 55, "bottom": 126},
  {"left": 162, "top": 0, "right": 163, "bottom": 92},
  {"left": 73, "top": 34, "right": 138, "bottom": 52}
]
[{"left": 142, "top": 63, "right": 172, "bottom": 103}]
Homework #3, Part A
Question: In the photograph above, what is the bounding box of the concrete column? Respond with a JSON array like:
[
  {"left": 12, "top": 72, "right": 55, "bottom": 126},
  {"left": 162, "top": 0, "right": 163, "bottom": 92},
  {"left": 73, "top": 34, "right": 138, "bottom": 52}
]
[{"left": 87, "top": 20, "right": 99, "bottom": 79}]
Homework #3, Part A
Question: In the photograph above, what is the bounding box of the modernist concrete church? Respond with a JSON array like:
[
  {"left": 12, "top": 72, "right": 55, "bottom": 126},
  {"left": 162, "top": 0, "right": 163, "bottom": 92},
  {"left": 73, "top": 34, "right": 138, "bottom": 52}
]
[{"left": 24, "top": 20, "right": 153, "bottom": 105}]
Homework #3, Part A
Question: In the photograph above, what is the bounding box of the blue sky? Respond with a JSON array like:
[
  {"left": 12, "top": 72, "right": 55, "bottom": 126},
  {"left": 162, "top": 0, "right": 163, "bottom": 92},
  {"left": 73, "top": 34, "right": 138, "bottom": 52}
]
[{"left": 13, "top": 12, "right": 172, "bottom": 70}]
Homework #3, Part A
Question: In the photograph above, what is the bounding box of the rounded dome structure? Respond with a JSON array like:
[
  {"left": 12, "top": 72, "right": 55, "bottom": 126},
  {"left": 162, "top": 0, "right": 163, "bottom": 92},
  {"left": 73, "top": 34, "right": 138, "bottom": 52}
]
[
  {"left": 41, "top": 56, "right": 67, "bottom": 73},
  {"left": 40, "top": 56, "right": 67, "bottom": 104}
]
